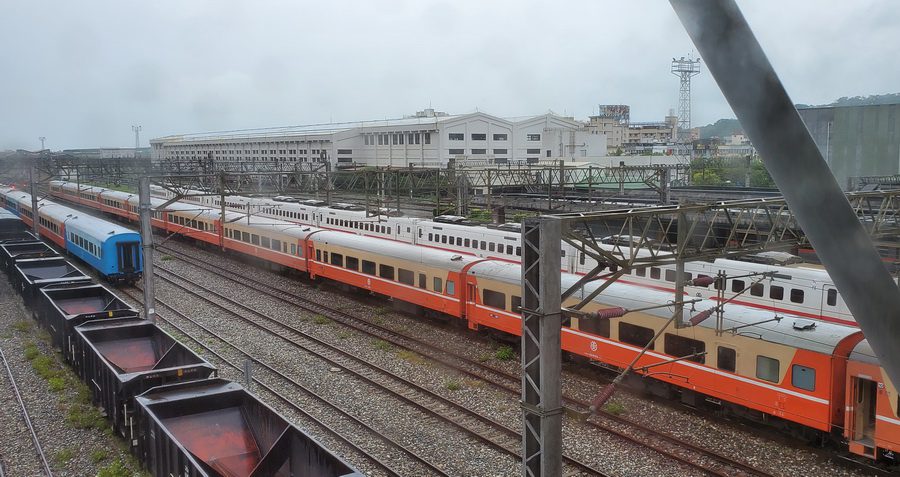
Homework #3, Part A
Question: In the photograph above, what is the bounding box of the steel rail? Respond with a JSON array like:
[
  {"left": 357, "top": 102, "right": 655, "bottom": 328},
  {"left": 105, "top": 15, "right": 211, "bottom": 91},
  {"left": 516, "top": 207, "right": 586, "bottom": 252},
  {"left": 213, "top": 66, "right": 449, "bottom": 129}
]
[
  {"left": 118, "top": 287, "right": 429, "bottom": 477},
  {"left": 150, "top": 265, "right": 606, "bottom": 477},
  {"left": 160, "top": 243, "right": 773, "bottom": 476},
  {"left": 0, "top": 346, "right": 53, "bottom": 477}
]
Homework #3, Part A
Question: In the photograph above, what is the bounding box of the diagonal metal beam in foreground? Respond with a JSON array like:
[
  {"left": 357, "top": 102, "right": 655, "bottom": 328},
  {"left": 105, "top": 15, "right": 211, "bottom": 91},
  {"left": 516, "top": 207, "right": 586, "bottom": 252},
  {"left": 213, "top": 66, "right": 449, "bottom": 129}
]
[{"left": 670, "top": 0, "right": 900, "bottom": 387}]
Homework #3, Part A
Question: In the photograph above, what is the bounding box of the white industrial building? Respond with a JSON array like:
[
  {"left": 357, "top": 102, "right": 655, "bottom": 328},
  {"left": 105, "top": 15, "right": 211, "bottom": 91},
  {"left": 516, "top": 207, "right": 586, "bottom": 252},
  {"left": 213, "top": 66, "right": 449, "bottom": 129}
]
[{"left": 150, "top": 109, "right": 606, "bottom": 169}]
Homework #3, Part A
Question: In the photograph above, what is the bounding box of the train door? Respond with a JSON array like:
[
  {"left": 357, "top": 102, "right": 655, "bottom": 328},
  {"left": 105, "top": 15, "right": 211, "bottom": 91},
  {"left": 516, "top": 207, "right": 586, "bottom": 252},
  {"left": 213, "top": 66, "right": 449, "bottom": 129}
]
[
  {"left": 850, "top": 377, "right": 878, "bottom": 450},
  {"left": 465, "top": 280, "right": 479, "bottom": 329},
  {"left": 118, "top": 242, "right": 139, "bottom": 273}
]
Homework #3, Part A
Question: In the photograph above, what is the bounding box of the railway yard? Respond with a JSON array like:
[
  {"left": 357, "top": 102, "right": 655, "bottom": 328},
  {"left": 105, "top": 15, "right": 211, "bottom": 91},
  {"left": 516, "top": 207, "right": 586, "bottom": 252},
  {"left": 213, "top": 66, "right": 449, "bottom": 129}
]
[
  {"left": 0, "top": 220, "right": 876, "bottom": 476},
  {"left": 0, "top": 172, "right": 896, "bottom": 476}
]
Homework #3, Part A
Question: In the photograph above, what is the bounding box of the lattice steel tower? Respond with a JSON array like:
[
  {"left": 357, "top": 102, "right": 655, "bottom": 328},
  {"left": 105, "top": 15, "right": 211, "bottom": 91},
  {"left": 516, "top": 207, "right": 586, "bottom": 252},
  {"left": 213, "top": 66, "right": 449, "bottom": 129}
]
[{"left": 671, "top": 56, "right": 701, "bottom": 141}]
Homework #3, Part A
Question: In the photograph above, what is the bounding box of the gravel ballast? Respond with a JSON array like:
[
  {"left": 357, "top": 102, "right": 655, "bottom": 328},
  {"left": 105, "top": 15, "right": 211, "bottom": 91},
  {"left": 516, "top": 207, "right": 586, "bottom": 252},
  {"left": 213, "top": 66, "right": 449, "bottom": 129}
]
[{"left": 152, "top": 238, "right": 875, "bottom": 477}]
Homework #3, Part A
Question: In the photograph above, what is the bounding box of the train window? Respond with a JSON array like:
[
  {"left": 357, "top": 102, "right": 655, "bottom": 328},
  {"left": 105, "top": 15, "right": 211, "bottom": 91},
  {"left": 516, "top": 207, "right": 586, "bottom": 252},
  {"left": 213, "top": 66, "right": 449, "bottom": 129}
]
[
  {"left": 790, "top": 289, "right": 804, "bottom": 304},
  {"left": 516, "top": 247, "right": 521, "bottom": 256},
  {"left": 511, "top": 296, "right": 522, "bottom": 313},
  {"left": 191, "top": 219, "right": 198, "bottom": 229},
  {"left": 251, "top": 234, "right": 260, "bottom": 245},
  {"left": 418, "top": 273, "right": 427, "bottom": 289},
  {"left": 242, "top": 232, "right": 250, "bottom": 242},
  {"left": 489, "top": 243, "right": 495, "bottom": 252},
  {"left": 323, "top": 251, "right": 329, "bottom": 263},
  {"left": 579, "top": 252, "right": 585, "bottom": 265},
  {"left": 445, "top": 280, "right": 455, "bottom": 295},
  {"left": 483, "top": 289, "right": 506, "bottom": 309},
  {"left": 433, "top": 277, "right": 443, "bottom": 292},
  {"left": 650, "top": 268, "right": 660, "bottom": 279},
  {"left": 750, "top": 283, "right": 764, "bottom": 297},
  {"left": 635, "top": 267, "right": 646, "bottom": 277},
  {"left": 770, "top": 286, "right": 784, "bottom": 300},
  {"left": 619, "top": 322, "right": 655, "bottom": 350},
  {"left": 291, "top": 244, "right": 297, "bottom": 255},
  {"left": 506, "top": 245, "right": 513, "bottom": 255},
  {"left": 428, "top": 233, "right": 433, "bottom": 241},
  {"left": 791, "top": 365, "right": 816, "bottom": 391},
  {"left": 398, "top": 269, "right": 414, "bottom": 286},
  {"left": 827, "top": 289, "right": 838, "bottom": 306},
  {"left": 756, "top": 356, "right": 780, "bottom": 383},
  {"left": 664, "top": 334, "right": 705, "bottom": 363},
  {"left": 271, "top": 239, "right": 281, "bottom": 251},
  {"left": 464, "top": 239, "right": 470, "bottom": 247},
  {"left": 345, "top": 256, "right": 358, "bottom": 270},
  {"left": 496, "top": 243, "right": 503, "bottom": 253},
  {"left": 665, "top": 269, "right": 676, "bottom": 282},
  {"left": 442, "top": 235, "right": 448, "bottom": 244},
  {"left": 379, "top": 264, "right": 394, "bottom": 280},
  {"left": 717, "top": 347, "right": 736, "bottom": 372},
  {"left": 316, "top": 250, "right": 321, "bottom": 261},
  {"left": 731, "top": 279, "right": 745, "bottom": 293},
  {"left": 457, "top": 237, "right": 463, "bottom": 246},
  {"left": 330, "top": 253, "right": 343, "bottom": 267},
  {"left": 362, "top": 260, "right": 376, "bottom": 275},
  {"left": 480, "top": 241, "right": 487, "bottom": 250},
  {"left": 261, "top": 236, "right": 271, "bottom": 248}
]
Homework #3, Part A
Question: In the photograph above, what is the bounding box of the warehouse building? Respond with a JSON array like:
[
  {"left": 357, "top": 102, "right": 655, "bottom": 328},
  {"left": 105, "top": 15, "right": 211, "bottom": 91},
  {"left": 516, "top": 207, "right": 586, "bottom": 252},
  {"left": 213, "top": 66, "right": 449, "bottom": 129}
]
[
  {"left": 799, "top": 103, "right": 900, "bottom": 189},
  {"left": 150, "top": 109, "right": 606, "bottom": 169}
]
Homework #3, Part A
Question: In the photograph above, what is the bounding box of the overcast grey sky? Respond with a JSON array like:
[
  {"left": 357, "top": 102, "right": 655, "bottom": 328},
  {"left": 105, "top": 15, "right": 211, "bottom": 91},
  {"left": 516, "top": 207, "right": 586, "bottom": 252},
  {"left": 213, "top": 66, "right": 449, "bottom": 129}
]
[{"left": 1, "top": 0, "right": 897, "bottom": 150}]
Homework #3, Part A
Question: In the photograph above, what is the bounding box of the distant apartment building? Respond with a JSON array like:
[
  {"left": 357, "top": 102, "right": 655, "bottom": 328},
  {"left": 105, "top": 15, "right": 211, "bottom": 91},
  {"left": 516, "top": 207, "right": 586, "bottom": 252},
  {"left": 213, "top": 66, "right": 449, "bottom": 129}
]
[
  {"left": 150, "top": 109, "right": 607, "bottom": 169},
  {"left": 586, "top": 105, "right": 680, "bottom": 154}
]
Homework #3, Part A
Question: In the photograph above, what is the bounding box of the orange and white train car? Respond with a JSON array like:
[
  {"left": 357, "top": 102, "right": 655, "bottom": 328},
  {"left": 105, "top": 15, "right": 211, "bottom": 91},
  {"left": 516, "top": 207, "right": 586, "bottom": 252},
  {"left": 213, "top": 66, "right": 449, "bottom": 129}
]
[{"left": 51, "top": 181, "right": 900, "bottom": 463}]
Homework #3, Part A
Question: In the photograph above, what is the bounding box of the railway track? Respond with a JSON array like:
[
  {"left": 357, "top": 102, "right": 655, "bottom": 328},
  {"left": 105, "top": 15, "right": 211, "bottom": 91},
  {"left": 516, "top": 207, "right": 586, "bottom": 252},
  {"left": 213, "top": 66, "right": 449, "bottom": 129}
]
[
  {"left": 147, "top": 264, "right": 606, "bottom": 476},
  {"left": 159, "top": 243, "right": 776, "bottom": 477},
  {"left": 0, "top": 346, "right": 53, "bottom": 477},
  {"left": 118, "top": 286, "right": 447, "bottom": 477}
]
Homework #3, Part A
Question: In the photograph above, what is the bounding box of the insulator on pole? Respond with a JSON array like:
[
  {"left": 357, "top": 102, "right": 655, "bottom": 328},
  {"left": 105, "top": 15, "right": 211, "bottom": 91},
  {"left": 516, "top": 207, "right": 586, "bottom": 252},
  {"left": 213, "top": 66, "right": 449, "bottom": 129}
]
[
  {"left": 593, "top": 307, "right": 627, "bottom": 320},
  {"left": 690, "top": 275, "right": 717, "bottom": 287},
  {"left": 589, "top": 383, "right": 618, "bottom": 413},
  {"left": 689, "top": 308, "right": 714, "bottom": 326}
]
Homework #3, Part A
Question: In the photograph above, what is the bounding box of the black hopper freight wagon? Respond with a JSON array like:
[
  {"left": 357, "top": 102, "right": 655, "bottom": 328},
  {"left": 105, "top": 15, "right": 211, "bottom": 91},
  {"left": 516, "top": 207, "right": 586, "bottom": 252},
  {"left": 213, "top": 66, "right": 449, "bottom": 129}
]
[
  {"left": 73, "top": 317, "right": 218, "bottom": 439},
  {"left": 12, "top": 256, "right": 91, "bottom": 305},
  {"left": 36, "top": 282, "right": 140, "bottom": 363},
  {"left": 0, "top": 240, "right": 57, "bottom": 272},
  {"left": 135, "top": 379, "right": 363, "bottom": 477}
]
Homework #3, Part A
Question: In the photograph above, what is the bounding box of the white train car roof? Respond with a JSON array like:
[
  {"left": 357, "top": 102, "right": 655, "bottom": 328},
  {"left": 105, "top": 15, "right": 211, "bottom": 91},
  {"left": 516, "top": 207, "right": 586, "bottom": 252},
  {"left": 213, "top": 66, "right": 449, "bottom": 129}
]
[
  {"left": 311, "top": 230, "right": 480, "bottom": 273},
  {"left": 469, "top": 259, "right": 864, "bottom": 357}
]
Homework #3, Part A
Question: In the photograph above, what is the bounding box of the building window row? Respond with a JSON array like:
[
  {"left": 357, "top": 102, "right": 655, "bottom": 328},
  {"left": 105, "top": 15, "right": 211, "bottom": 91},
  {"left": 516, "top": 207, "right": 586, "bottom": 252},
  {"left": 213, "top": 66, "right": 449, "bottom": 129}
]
[
  {"left": 367, "top": 132, "right": 431, "bottom": 146},
  {"left": 450, "top": 132, "right": 533, "bottom": 141}
]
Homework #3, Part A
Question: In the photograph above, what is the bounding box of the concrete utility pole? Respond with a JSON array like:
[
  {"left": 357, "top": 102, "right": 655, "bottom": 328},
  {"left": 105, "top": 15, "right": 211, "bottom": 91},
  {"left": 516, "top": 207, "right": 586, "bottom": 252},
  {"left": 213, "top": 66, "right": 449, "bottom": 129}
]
[
  {"left": 38, "top": 136, "right": 46, "bottom": 151},
  {"left": 29, "top": 162, "right": 39, "bottom": 235},
  {"left": 138, "top": 177, "right": 156, "bottom": 324}
]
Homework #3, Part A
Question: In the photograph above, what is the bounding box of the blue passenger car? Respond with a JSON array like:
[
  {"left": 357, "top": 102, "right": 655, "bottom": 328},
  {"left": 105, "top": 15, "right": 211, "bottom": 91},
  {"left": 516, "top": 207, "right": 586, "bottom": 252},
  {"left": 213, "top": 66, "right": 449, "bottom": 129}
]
[
  {"left": 1, "top": 187, "right": 143, "bottom": 282},
  {"left": 60, "top": 212, "right": 142, "bottom": 282}
]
